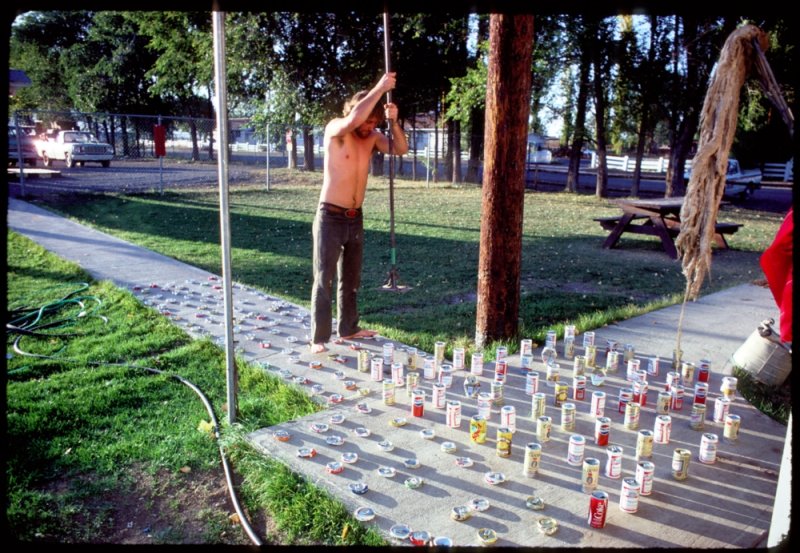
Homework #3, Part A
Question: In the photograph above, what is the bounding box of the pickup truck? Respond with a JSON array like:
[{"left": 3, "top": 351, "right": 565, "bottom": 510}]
[
  {"left": 37, "top": 130, "right": 114, "bottom": 168},
  {"left": 684, "top": 158, "right": 762, "bottom": 200}
]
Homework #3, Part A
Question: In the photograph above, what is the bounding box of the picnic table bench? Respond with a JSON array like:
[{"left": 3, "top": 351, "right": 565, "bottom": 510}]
[{"left": 594, "top": 197, "right": 743, "bottom": 259}]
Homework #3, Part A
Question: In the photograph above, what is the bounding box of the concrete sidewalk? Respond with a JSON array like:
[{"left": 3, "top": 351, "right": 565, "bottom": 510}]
[{"left": 7, "top": 197, "right": 790, "bottom": 548}]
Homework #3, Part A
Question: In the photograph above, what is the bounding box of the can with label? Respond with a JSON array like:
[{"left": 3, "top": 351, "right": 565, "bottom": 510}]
[
  {"left": 501, "top": 405, "right": 517, "bottom": 433},
  {"left": 496, "top": 345, "right": 507, "bottom": 360},
  {"left": 470, "top": 352, "right": 484, "bottom": 376},
  {"left": 567, "top": 434, "right": 586, "bottom": 466},
  {"left": 358, "top": 349, "right": 370, "bottom": 372},
  {"left": 531, "top": 392, "right": 546, "bottom": 419},
  {"left": 582, "top": 457, "right": 600, "bottom": 493},
  {"left": 554, "top": 383, "right": 568, "bottom": 407},
  {"left": 371, "top": 356, "right": 384, "bottom": 382},
  {"left": 656, "top": 391, "right": 671, "bottom": 415},
  {"left": 605, "top": 445, "right": 623, "bottom": 479},
  {"left": 561, "top": 402, "right": 576, "bottom": 431},
  {"left": 545, "top": 329, "right": 557, "bottom": 350},
  {"left": 680, "top": 362, "right": 695, "bottom": 386},
  {"left": 623, "top": 343, "right": 635, "bottom": 363},
  {"left": 585, "top": 345, "right": 597, "bottom": 368},
  {"left": 583, "top": 331, "right": 596, "bottom": 348},
  {"left": 635, "top": 460, "right": 655, "bottom": 496},
  {"left": 491, "top": 380, "right": 504, "bottom": 407},
  {"left": 536, "top": 416, "right": 552, "bottom": 443},
  {"left": 588, "top": 490, "right": 609, "bottom": 528},
  {"left": 624, "top": 402, "right": 640, "bottom": 431},
  {"left": 391, "top": 361, "right": 404, "bottom": 386},
  {"left": 595, "top": 417, "right": 611, "bottom": 446},
  {"left": 670, "top": 384, "right": 684, "bottom": 411},
  {"left": 591, "top": 391, "right": 606, "bottom": 418},
  {"left": 573, "top": 355, "right": 586, "bottom": 377},
  {"left": 626, "top": 358, "right": 641, "bottom": 381},
  {"left": 406, "top": 372, "right": 419, "bottom": 398},
  {"left": 619, "top": 477, "right": 640, "bottom": 513},
  {"left": 573, "top": 375, "right": 587, "bottom": 401},
  {"left": 521, "top": 354, "right": 533, "bottom": 370},
  {"left": 477, "top": 392, "right": 493, "bottom": 420},
  {"left": 523, "top": 442, "right": 542, "bottom": 477},
  {"left": 453, "top": 347, "right": 465, "bottom": 371},
  {"left": 521, "top": 338, "right": 533, "bottom": 357},
  {"left": 446, "top": 400, "right": 462, "bottom": 428},
  {"left": 432, "top": 383, "right": 446, "bottom": 409},
  {"left": 469, "top": 415, "right": 487, "bottom": 444},
  {"left": 713, "top": 396, "right": 731, "bottom": 423},
  {"left": 665, "top": 371, "right": 681, "bottom": 391},
  {"left": 382, "top": 381, "right": 395, "bottom": 405},
  {"left": 411, "top": 390, "right": 425, "bottom": 417},
  {"left": 699, "top": 433, "right": 718, "bottom": 464},
  {"left": 689, "top": 403, "right": 706, "bottom": 430},
  {"left": 496, "top": 426, "right": 512, "bottom": 458},
  {"left": 633, "top": 380, "right": 648, "bottom": 407},
  {"left": 383, "top": 342, "right": 395, "bottom": 366},
  {"left": 407, "top": 347, "right": 418, "bottom": 371},
  {"left": 564, "top": 337, "right": 575, "bottom": 360},
  {"left": 434, "top": 341, "right": 446, "bottom": 368},
  {"left": 606, "top": 350, "right": 620, "bottom": 373},
  {"left": 439, "top": 364, "right": 454, "bottom": 388},
  {"left": 654, "top": 415, "right": 672, "bottom": 444},
  {"left": 723, "top": 414, "right": 741, "bottom": 442},
  {"left": 635, "top": 429, "right": 653, "bottom": 460},
  {"left": 547, "top": 363, "right": 560, "bottom": 384},
  {"left": 720, "top": 376, "right": 738, "bottom": 400},
  {"left": 671, "top": 448, "right": 690, "bottom": 480},
  {"left": 423, "top": 355, "right": 436, "bottom": 380},
  {"left": 697, "top": 359, "right": 710, "bottom": 383},
  {"left": 494, "top": 359, "right": 508, "bottom": 383},
  {"left": 618, "top": 388, "right": 632, "bottom": 414},
  {"left": 647, "top": 356, "right": 660, "bottom": 377},
  {"left": 693, "top": 382, "right": 708, "bottom": 405},
  {"left": 525, "top": 371, "right": 540, "bottom": 395}
]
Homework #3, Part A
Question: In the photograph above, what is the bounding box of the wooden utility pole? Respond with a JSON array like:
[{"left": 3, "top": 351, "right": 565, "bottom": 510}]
[{"left": 475, "top": 14, "right": 535, "bottom": 349}]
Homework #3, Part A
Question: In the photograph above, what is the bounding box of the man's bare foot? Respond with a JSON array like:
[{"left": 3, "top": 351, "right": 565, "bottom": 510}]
[
  {"left": 340, "top": 329, "right": 378, "bottom": 340},
  {"left": 310, "top": 342, "right": 327, "bottom": 354}
]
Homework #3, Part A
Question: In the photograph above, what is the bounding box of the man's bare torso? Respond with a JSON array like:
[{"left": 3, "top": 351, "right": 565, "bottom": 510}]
[{"left": 318, "top": 125, "right": 378, "bottom": 209}]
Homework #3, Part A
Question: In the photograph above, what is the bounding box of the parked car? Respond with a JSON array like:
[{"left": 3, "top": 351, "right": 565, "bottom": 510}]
[
  {"left": 7, "top": 128, "right": 38, "bottom": 167},
  {"left": 684, "top": 158, "right": 762, "bottom": 200},
  {"left": 36, "top": 130, "right": 114, "bottom": 168}
]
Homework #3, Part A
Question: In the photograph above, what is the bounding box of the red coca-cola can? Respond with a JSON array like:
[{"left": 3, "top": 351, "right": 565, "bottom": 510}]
[
  {"left": 595, "top": 416, "right": 610, "bottom": 446},
  {"left": 588, "top": 490, "right": 608, "bottom": 528}
]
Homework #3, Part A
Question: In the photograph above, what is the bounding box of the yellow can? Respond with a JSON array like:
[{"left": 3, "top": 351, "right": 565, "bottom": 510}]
[
  {"left": 470, "top": 415, "right": 487, "bottom": 444},
  {"left": 496, "top": 426, "right": 512, "bottom": 458}
]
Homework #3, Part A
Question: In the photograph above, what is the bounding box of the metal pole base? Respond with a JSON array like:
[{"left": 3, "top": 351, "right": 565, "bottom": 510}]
[{"left": 379, "top": 268, "right": 412, "bottom": 292}]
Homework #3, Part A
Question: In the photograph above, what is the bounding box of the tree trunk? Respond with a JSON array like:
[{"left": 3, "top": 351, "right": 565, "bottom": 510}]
[
  {"left": 566, "top": 43, "right": 591, "bottom": 193},
  {"left": 592, "top": 22, "right": 609, "bottom": 199},
  {"left": 451, "top": 119, "right": 462, "bottom": 184},
  {"left": 475, "top": 13, "right": 535, "bottom": 349},
  {"left": 466, "top": 105, "right": 484, "bottom": 183},
  {"left": 303, "top": 126, "right": 315, "bottom": 171}
]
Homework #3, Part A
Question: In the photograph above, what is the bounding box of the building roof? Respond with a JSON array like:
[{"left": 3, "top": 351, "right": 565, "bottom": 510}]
[{"left": 9, "top": 69, "right": 32, "bottom": 96}]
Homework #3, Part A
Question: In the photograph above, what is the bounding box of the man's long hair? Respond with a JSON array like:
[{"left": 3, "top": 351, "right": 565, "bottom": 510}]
[{"left": 343, "top": 90, "right": 385, "bottom": 122}]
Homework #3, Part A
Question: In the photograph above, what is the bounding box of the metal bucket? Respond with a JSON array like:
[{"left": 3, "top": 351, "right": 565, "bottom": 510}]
[{"left": 730, "top": 319, "right": 791, "bottom": 387}]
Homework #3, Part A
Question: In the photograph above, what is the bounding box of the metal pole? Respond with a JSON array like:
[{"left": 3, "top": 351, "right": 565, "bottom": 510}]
[
  {"left": 212, "top": 11, "right": 238, "bottom": 425},
  {"left": 13, "top": 112, "right": 26, "bottom": 197},
  {"left": 265, "top": 89, "right": 271, "bottom": 191},
  {"left": 158, "top": 115, "right": 164, "bottom": 195}
]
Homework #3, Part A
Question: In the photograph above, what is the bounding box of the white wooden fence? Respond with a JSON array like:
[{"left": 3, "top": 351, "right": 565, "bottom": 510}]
[{"left": 591, "top": 153, "right": 793, "bottom": 182}]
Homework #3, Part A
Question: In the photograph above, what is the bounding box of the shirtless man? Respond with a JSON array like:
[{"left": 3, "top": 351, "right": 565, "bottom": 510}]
[{"left": 310, "top": 72, "right": 409, "bottom": 353}]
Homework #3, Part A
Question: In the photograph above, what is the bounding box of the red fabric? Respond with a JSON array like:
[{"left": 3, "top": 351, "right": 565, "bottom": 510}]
[{"left": 759, "top": 208, "right": 793, "bottom": 343}]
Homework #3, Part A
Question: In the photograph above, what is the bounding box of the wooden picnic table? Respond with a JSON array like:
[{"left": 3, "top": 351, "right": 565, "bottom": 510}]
[{"left": 594, "top": 196, "right": 742, "bottom": 259}]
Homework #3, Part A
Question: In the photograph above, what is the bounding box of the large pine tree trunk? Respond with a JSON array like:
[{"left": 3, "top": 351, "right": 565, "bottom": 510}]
[{"left": 475, "top": 13, "right": 535, "bottom": 349}]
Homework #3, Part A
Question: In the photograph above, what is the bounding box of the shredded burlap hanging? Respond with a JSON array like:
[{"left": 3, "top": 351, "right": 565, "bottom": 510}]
[{"left": 673, "top": 24, "right": 770, "bottom": 354}]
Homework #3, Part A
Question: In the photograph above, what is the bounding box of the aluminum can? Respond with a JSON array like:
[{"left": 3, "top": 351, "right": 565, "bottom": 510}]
[
  {"left": 469, "top": 415, "right": 487, "bottom": 444},
  {"left": 573, "top": 375, "right": 587, "bottom": 401},
  {"left": 618, "top": 388, "right": 632, "bottom": 414},
  {"left": 670, "top": 384, "right": 684, "bottom": 411},
  {"left": 582, "top": 457, "right": 600, "bottom": 493},
  {"left": 554, "top": 383, "right": 568, "bottom": 407},
  {"left": 697, "top": 358, "right": 711, "bottom": 383},
  {"left": 407, "top": 347, "right": 418, "bottom": 371},
  {"left": 635, "top": 429, "right": 653, "bottom": 460},
  {"left": 438, "top": 364, "right": 454, "bottom": 388},
  {"left": 633, "top": 380, "right": 648, "bottom": 407},
  {"left": 689, "top": 403, "right": 706, "bottom": 430},
  {"left": 432, "top": 383, "right": 446, "bottom": 409},
  {"left": 595, "top": 417, "right": 611, "bottom": 446},
  {"left": 383, "top": 342, "right": 395, "bottom": 366},
  {"left": 605, "top": 445, "right": 623, "bottom": 479},
  {"left": 358, "top": 349, "right": 370, "bottom": 372},
  {"left": 531, "top": 392, "right": 546, "bottom": 419},
  {"left": 382, "top": 381, "right": 395, "bottom": 406},
  {"left": 624, "top": 401, "right": 640, "bottom": 431},
  {"left": 656, "top": 391, "right": 671, "bottom": 415},
  {"left": 453, "top": 347, "right": 465, "bottom": 371},
  {"left": 496, "top": 426, "right": 512, "bottom": 458},
  {"left": 521, "top": 338, "right": 533, "bottom": 357},
  {"left": 605, "top": 350, "right": 620, "bottom": 372},
  {"left": 494, "top": 359, "right": 508, "bottom": 383},
  {"left": 391, "top": 361, "right": 404, "bottom": 386},
  {"left": 446, "top": 400, "right": 462, "bottom": 428},
  {"left": 671, "top": 448, "right": 690, "bottom": 480},
  {"left": 590, "top": 391, "right": 606, "bottom": 418},
  {"left": 713, "top": 397, "right": 731, "bottom": 423},
  {"left": 370, "top": 356, "right": 384, "bottom": 382},
  {"left": 434, "top": 341, "right": 446, "bottom": 368},
  {"left": 411, "top": 390, "right": 425, "bottom": 417},
  {"left": 523, "top": 442, "right": 542, "bottom": 477},
  {"left": 720, "top": 376, "right": 738, "bottom": 400},
  {"left": 491, "top": 380, "right": 504, "bottom": 407},
  {"left": 680, "top": 361, "right": 695, "bottom": 386},
  {"left": 635, "top": 460, "right": 655, "bottom": 496},
  {"left": 477, "top": 392, "right": 493, "bottom": 420},
  {"left": 619, "top": 477, "right": 640, "bottom": 513},
  {"left": 585, "top": 345, "right": 597, "bottom": 368},
  {"left": 626, "top": 358, "right": 641, "bottom": 381},
  {"left": 724, "top": 414, "right": 741, "bottom": 442},
  {"left": 525, "top": 371, "right": 540, "bottom": 395},
  {"left": 564, "top": 324, "right": 576, "bottom": 342},
  {"left": 573, "top": 355, "right": 586, "bottom": 377},
  {"left": 561, "top": 402, "right": 576, "bottom": 432},
  {"left": 647, "top": 356, "right": 660, "bottom": 377},
  {"left": 693, "top": 382, "right": 708, "bottom": 405},
  {"left": 501, "top": 405, "right": 517, "bottom": 433},
  {"left": 495, "top": 345, "right": 507, "bottom": 360},
  {"left": 521, "top": 354, "right": 533, "bottom": 370},
  {"left": 406, "top": 372, "right": 419, "bottom": 398},
  {"left": 653, "top": 415, "right": 672, "bottom": 444},
  {"left": 564, "top": 337, "right": 576, "bottom": 360},
  {"left": 582, "top": 331, "right": 596, "bottom": 348},
  {"left": 545, "top": 329, "right": 557, "bottom": 350},
  {"left": 470, "top": 351, "right": 484, "bottom": 376},
  {"left": 567, "top": 434, "right": 586, "bottom": 466},
  {"left": 536, "top": 416, "right": 552, "bottom": 443},
  {"left": 546, "top": 363, "right": 560, "bottom": 384},
  {"left": 423, "top": 355, "right": 436, "bottom": 380},
  {"left": 699, "top": 432, "right": 718, "bottom": 464},
  {"left": 635, "top": 369, "right": 648, "bottom": 383},
  {"left": 588, "top": 490, "right": 609, "bottom": 528},
  {"left": 665, "top": 371, "right": 681, "bottom": 391},
  {"left": 623, "top": 343, "right": 635, "bottom": 363}
]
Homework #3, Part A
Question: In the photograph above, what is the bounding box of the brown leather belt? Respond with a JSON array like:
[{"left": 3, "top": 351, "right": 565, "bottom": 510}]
[{"left": 320, "top": 202, "right": 362, "bottom": 219}]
